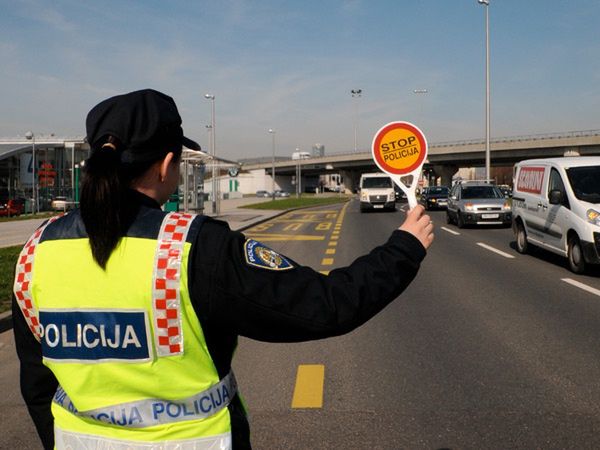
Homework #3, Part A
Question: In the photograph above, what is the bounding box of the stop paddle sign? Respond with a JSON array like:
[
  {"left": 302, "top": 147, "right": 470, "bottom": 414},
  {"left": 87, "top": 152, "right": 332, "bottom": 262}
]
[{"left": 371, "top": 121, "right": 428, "bottom": 209}]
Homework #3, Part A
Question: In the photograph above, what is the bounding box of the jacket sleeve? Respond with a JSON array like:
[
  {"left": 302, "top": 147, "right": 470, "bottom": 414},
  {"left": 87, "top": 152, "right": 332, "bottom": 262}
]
[
  {"left": 12, "top": 297, "right": 57, "bottom": 450},
  {"left": 190, "top": 219, "right": 426, "bottom": 343}
]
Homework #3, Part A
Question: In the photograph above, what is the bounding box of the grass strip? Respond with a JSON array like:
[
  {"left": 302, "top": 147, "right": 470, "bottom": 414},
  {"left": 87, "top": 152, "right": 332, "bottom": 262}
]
[
  {"left": 242, "top": 196, "right": 349, "bottom": 210},
  {"left": 0, "top": 246, "right": 20, "bottom": 313}
]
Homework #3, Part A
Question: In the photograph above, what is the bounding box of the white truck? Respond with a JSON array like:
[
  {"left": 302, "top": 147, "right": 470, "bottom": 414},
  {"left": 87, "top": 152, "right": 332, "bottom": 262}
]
[{"left": 359, "top": 172, "right": 396, "bottom": 213}]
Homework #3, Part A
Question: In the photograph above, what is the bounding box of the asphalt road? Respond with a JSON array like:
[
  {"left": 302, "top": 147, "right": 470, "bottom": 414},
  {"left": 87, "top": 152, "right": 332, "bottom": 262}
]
[
  {"left": 236, "top": 200, "right": 600, "bottom": 449},
  {"left": 3, "top": 199, "right": 600, "bottom": 449}
]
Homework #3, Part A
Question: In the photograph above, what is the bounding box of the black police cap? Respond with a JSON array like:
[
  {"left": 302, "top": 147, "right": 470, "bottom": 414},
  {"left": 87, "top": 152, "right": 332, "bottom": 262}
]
[{"left": 86, "top": 89, "right": 201, "bottom": 163}]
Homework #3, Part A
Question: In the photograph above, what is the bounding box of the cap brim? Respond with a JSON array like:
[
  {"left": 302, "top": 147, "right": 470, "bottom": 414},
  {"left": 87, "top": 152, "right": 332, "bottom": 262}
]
[{"left": 183, "top": 136, "right": 201, "bottom": 151}]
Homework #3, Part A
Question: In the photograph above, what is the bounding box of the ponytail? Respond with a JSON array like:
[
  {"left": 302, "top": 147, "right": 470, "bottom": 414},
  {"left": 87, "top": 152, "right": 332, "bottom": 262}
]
[{"left": 80, "top": 136, "right": 154, "bottom": 269}]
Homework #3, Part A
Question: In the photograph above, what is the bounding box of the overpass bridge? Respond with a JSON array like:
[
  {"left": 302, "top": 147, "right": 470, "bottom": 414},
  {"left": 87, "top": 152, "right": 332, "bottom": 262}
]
[{"left": 241, "top": 130, "right": 600, "bottom": 188}]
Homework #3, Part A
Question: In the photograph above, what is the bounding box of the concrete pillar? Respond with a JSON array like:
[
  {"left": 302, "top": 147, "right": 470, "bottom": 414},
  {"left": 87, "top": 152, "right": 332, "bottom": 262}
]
[
  {"left": 433, "top": 164, "right": 458, "bottom": 187},
  {"left": 339, "top": 169, "right": 360, "bottom": 193}
]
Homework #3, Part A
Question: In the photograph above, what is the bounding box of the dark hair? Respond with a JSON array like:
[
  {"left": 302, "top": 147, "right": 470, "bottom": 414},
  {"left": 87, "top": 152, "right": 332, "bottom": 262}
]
[{"left": 80, "top": 135, "right": 181, "bottom": 269}]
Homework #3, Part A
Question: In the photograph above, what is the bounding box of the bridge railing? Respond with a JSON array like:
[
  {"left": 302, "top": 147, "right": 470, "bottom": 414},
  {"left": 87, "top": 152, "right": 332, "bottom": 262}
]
[{"left": 321, "top": 129, "right": 600, "bottom": 158}]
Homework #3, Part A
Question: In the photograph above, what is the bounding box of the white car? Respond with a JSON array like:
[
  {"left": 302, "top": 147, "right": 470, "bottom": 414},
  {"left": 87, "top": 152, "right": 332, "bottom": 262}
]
[{"left": 51, "top": 196, "right": 75, "bottom": 211}]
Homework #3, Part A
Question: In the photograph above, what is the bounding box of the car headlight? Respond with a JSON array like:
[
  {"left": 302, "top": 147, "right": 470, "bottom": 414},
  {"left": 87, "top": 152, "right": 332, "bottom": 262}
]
[
  {"left": 431, "top": 198, "right": 437, "bottom": 203},
  {"left": 361, "top": 192, "right": 368, "bottom": 201},
  {"left": 587, "top": 209, "right": 600, "bottom": 226},
  {"left": 503, "top": 201, "right": 511, "bottom": 211},
  {"left": 388, "top": 192, "right": 395, "bottom": 201},
  {"left": 464, "top": 202, "right": 474, "bottom": 212}
]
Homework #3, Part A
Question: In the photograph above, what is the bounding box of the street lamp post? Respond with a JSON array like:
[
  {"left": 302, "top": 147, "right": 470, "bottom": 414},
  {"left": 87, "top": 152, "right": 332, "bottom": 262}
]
[
  {"left": 268, "top": 129, "right": 276, "bottom": 200},
  {"left": 478, "top": 0, "right": 491, "bottom": 182},
  {"left": 351, "top": 89, "right": 362, "bottom": 152},
  {"left": 204, "top": 94, "right": 218, "bottom": 214},
  {"left": 25, "top": 131, "right": 37, "bottom": 214}
]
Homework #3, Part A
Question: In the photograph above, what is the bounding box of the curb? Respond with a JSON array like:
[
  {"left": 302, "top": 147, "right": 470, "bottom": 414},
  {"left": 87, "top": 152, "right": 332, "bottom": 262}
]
[{"left": 0, "top": 311, "right": 12, "bottom": 334}]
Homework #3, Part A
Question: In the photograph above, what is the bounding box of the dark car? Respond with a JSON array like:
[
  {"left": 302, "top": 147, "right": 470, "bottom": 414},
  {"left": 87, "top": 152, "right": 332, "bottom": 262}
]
[
  {"left": 394, "top": 185, "right": 407, "bottom": 202},
  {"left": 419, "top": 186, "right": 449, "bottom": 210}
]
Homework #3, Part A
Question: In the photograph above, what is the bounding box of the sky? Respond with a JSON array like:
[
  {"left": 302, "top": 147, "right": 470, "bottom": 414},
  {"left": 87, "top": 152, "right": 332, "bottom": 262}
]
[{"left": 1, "top": 0, "right": 600, "bottom": 161}]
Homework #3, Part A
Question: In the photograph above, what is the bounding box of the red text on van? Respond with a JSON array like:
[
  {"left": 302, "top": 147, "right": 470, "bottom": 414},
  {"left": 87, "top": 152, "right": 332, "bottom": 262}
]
[{"left": 517, "top": 167, "right": 545, "bottom": 194}]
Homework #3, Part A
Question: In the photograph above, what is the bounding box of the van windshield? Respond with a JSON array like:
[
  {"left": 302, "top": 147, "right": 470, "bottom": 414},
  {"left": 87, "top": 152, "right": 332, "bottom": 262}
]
[
  {"left": 362, "top": 177, "right": 392, "bottom": 189},
  {"left": 566, "top": 166, "right": 600, "bottom": 203}
]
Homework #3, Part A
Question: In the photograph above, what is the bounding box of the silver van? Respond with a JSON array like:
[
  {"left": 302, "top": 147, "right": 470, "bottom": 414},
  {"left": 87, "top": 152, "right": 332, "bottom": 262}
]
[{"left": 512, "top": 157, "right": 600, "bottom": 273}]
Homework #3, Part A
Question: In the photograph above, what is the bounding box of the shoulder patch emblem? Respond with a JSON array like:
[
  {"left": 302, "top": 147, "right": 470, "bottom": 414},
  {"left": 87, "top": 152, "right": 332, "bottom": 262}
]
[{"left": 244, "top": 239, "right": 294, "bottom": 271}]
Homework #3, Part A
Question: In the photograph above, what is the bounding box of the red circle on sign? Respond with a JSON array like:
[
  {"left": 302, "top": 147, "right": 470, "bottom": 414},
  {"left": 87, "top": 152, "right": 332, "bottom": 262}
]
[{"left": 372, "top": 121, "right": 427, "bottom": 175}]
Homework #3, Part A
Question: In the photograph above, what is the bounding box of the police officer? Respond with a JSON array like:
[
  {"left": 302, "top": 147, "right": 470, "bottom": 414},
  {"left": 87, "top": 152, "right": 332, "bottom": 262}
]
[{"left": 13, "top": 89, "right": 434, "bottom": 450}]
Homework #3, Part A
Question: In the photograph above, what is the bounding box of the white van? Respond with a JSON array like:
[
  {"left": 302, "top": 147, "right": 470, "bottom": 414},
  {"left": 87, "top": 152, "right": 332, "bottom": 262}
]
[
  {"left": 512, "top": 157, "right": 600, "bottom": 273},
  {"left": 359, "top": 173, "right": 396, "bottom": 213}
]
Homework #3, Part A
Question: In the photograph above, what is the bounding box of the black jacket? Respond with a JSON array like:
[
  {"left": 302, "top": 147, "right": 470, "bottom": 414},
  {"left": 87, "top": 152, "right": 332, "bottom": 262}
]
[{"left": 13, "top": 193, "right": 426, "bottom": 449}]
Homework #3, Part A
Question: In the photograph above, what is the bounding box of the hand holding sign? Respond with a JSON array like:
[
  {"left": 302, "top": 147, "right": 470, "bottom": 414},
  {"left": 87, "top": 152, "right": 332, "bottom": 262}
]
[{"left": 371, "top": 121, "right": 428, "bottom": 209}]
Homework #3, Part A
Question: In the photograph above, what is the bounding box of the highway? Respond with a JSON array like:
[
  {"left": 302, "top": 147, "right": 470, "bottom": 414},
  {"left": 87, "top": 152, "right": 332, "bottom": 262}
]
[{"left": 3, "top": 199, "right": 600, "bottom": 448}]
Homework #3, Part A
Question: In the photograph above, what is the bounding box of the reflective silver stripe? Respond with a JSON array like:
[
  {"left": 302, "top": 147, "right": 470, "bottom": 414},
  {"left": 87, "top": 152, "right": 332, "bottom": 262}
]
[
  {"left": 152, "top": 212, "right": 196, "bottom": 357},
  {"left": 13, "top": 215, "right": 62, "bottom": 341},
  {"left": 54, "top": 427, "right": 232, "bottom": 450},
  {"left": 53, "top": 371, "right": 237, "bottom": 428}
]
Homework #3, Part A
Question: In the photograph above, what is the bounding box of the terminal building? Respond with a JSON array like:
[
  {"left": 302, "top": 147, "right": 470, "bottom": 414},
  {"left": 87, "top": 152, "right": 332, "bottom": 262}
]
[{"left": 0, "top": 135, "right": 89, "bottom": 213}]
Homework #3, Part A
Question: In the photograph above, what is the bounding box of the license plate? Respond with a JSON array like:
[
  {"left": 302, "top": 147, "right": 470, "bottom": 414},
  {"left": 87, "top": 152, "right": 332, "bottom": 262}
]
[
  {"left": 374, "top": 205, "right": 384, "bottom": 209},
  {"left": 481, "top": 213, "right": 499, "bottom": 219}
]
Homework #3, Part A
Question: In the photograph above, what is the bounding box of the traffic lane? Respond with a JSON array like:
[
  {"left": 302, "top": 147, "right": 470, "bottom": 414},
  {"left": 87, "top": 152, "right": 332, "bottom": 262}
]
[
  {"left": 435, "top": 208, "right": 600, "bottom": 289},
  {"left": 434, "top": 208, "right": 600, "bottom": 380},
  {"left": 338, "top": 214, "right": 600, "bottom": 447},
  {"left": 235, "top": 200, "right": 422, "bottom": 448}
]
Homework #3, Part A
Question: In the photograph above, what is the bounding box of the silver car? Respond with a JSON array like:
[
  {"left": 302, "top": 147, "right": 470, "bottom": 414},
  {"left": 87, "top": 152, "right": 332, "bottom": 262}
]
[{"left": 446, "top": 182, "right": 511, "bottom": 228}]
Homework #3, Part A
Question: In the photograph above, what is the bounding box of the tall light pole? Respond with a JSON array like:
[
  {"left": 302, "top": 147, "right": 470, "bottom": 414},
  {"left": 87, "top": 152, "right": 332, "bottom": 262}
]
[
  {"left": 268, "top": 129, "right": 276, "bottom": 200},
  {"left": 351, "top": 89, "right": 362, "bottom": 152},
  {"left": 25, "top": 131, "right": 36, "bottom": 214},
  {"left": 204, "top": 94, "right": 218, "bottom": 214},
  {"left": 413, "top": 89, "right": 428, "bottom": 124},
  {"left": 478, "top": 0, "right": 491, "bottom": 182}
]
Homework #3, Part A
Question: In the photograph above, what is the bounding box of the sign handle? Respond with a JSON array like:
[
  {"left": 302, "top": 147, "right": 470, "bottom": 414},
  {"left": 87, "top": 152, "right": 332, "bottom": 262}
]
[{"left": 390, "top": 170, "right": 421, "bottom": 210}]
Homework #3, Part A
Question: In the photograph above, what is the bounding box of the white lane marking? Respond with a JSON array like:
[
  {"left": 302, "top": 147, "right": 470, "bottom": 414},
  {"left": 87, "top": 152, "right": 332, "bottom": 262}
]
[
  {"left": 441, "top": 226, "right": 460, "bottom": 236},
  {"left": 562, "top": 278, "right": 600, "bottom": 297},
  {"left": 477, "top": 242, "right": 515, "bottom": 259}
]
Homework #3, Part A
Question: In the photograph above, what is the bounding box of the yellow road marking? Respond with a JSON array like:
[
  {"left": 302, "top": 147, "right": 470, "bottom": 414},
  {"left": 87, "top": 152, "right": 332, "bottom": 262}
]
[
  {"left": 319, "top": 270, "right": 330, "bottom": 275},
  {"left": 247, "top": 234, "right": 325, "bottom": 241},
  {"left": 328, "top": 241, "right": 337, "bottom": 246},
  {"left": 291, "top": 364, "right": 325, "bottom": 408},
  {"left": 330, "top": 235, "right": 339, "bottom": 241},
  {"left": 321, "top": 258, "right": 334, "bottom": 265},
  {"left": 283, "top": 223, "right": 303, "bottom": 231},
  {"left": 325, "top": 248, "right": 335, "bottom": 255},
  {"left": 276, "top": 218, "right": 327, "bottom": 224}
]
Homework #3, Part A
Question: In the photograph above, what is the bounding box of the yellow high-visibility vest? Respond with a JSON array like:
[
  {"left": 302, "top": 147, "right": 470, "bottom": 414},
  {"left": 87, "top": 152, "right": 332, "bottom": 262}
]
[{"left": 14, "top": 212, "right": 234, "bottom": 449}]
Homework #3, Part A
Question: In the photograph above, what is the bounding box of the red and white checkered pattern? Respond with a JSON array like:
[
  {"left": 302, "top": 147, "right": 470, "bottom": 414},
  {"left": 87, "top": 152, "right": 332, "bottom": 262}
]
[
  {"left": 13, "top": 216, "right": 62, "bottom": 341},
  {"left": 153, "top": 212, "right": 195, "bottom": 356}
]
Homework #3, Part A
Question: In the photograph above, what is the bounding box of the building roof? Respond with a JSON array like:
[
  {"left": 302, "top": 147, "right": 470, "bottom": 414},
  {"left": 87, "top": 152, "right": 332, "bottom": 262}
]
[{"left": 0, "top": 136, "right": 87, "bottom": 161}]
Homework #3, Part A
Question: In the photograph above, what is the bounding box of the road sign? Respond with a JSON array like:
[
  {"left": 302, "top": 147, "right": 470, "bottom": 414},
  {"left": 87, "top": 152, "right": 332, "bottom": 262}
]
[{"left": 372, "top": 121, "right": 428, "bottom": 209}]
